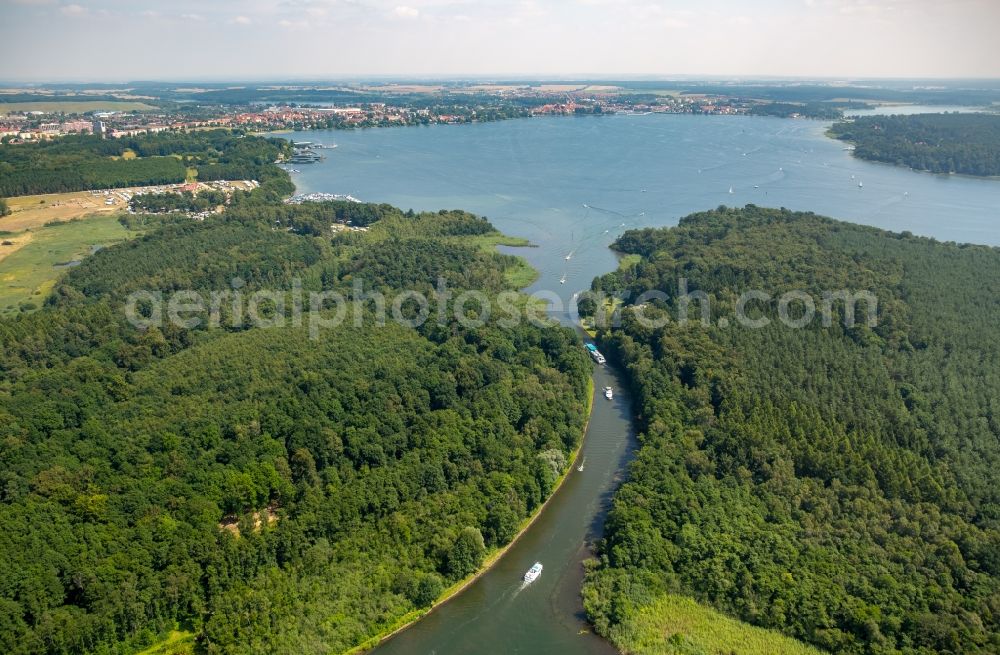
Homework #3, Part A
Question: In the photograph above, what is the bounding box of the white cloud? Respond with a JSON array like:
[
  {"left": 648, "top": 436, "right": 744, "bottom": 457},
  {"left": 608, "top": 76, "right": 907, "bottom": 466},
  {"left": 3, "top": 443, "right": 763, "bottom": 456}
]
[
  {"left": 806, "top": 0, "right": 911, "bottom": 15},
  {"left": 60, "top": 3, "right": 86, "bottom": 16},
  {"left": 180, "top": 13, "right": 205, "bottom": 20},
  {"left": 503, "top": 0, "right": 545, "bottom": 24},
  {"left": 518, "top": 0, "right": 545, "bottom": 17},
  {"left": 392, "top": 5, "right": 420, "bottom": 19},
  {"left": 233, "top": 15, "right": 252, "bottom": 24}
]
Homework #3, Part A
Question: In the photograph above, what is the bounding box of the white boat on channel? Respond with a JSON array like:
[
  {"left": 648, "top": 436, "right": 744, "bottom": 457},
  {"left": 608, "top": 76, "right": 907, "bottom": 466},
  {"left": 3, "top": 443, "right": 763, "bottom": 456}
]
[{"left": 523, "top": 562, "right": 543, "bottom": 583}]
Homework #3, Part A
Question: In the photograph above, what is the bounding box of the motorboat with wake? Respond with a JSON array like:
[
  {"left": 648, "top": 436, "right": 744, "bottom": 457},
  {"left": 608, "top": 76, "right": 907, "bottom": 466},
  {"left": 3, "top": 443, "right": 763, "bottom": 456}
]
[{"left": 524, "top": 562, "right": 543, "bottom": 583}]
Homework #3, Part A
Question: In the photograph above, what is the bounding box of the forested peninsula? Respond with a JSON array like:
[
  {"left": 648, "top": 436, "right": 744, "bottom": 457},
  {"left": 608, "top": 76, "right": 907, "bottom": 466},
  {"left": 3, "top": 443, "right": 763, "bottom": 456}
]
[
  {"left": 830, "top": 113, "right": 1000, "bottom": 177},
  {"left": 0, "top": 137, "right": 591, "bottom": 654},
  {"left": 583, "top": 206, "right": 1000, "bottom": 655}
]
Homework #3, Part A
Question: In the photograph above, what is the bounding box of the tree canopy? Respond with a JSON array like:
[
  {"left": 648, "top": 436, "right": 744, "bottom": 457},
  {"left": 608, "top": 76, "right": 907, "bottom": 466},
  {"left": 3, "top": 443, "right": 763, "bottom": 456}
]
[
  {"left": 0, "top": 130, "right": 293, "bottom": 197},
  {"left": 584, "top": 205, "right": 1000, "bottom": 655}
]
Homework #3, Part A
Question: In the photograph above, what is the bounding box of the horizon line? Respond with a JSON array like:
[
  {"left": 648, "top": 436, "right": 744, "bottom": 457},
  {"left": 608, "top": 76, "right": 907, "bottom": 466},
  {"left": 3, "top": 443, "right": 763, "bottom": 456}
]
[{"left": 4, "top": 75, "right": 1000, "bottom": 86}]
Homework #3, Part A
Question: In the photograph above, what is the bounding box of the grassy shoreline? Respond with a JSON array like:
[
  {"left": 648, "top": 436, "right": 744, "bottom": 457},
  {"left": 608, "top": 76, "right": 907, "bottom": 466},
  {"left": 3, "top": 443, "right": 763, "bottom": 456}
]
[
  {"left": 343, "top": 375, "right": 596, "bottom": 655},
  {"left": 458, "top": 231, "right": 539, "bottom": 288}
]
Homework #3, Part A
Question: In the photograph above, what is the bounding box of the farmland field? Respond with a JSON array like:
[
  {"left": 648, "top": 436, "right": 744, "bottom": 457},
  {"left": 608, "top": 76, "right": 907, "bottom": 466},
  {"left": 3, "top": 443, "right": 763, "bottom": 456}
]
[{"left": 0, "top": 100, "right": 156, "bottom": 115}]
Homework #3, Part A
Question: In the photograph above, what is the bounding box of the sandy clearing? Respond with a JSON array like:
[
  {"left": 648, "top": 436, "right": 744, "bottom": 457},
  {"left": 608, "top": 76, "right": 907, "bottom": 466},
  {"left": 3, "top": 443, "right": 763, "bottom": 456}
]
[
  {"left": 2, "top": 192, "right": 123, "bottom": 231},
  {"left": 1, "top": 180, "right": 256, "bottom": 231}
]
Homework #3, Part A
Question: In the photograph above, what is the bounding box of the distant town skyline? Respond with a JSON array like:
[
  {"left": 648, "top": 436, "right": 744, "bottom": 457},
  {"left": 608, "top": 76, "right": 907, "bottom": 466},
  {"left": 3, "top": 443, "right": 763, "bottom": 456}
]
[{"left": 2, "top": 0, "right": 999, "bottom": 81}]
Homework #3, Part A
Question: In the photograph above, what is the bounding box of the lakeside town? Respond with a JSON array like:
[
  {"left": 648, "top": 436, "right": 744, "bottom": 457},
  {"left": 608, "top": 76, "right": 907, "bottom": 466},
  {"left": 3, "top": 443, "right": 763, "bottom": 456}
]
[{"left": 0, "top": 85, "right": 791, "bottom": 142}]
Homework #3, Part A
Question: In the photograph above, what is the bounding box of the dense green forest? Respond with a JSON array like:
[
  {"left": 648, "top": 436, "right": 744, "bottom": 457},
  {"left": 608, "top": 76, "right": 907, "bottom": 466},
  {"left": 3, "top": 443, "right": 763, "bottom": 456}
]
[
  {"left": 830, "top": 113, "right": 1000, "bottom": 176},
  {"left": 0, "top": 130, "right": 293, "bottom": 197},
  {"left": 0, "top": 187, "right": 590, "bottom": 654},
  {"left": 583, "top": 206, "right": 1000, "bottom": 655}
]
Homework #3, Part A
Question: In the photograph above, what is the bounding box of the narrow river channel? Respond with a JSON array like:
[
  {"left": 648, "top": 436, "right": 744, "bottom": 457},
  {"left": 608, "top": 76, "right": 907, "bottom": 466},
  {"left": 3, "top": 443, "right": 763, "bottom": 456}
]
[{"left": 372, "top": 352, "right": 635, "bottom": 655}]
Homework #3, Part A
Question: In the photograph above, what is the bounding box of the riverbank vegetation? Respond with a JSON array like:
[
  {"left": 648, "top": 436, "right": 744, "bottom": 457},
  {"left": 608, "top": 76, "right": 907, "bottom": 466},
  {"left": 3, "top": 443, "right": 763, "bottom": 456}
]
[
  {"left": 583, "top": 205, "right": 1000, "bottom": 654},
  {"left": 347, "top": 376, "right": 593, "bottom": 655},
  {"left": 830, "top": 113, "right": 1000, "bottom": 176},
  {"left": 0, "top": 145, "right": 591, "bottom": 654}
]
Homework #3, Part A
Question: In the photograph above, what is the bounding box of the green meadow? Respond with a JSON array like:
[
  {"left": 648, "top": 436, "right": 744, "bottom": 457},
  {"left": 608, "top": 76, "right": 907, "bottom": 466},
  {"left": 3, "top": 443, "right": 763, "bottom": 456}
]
[
  {"left": 0, "top": 213, "right": 138, "bottom": 314},
  {"left": 610, "top": 595, "right": 825, "bottom": 655},
  {"left": 134, "top": 630, "right": 196, "bottom": 655}
]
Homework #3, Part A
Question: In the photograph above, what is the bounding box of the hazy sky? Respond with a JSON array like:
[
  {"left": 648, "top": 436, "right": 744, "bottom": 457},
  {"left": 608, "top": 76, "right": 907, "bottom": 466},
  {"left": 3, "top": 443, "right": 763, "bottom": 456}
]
[{"left": 1, "top": 0, "right": 998, "bottom": 81}]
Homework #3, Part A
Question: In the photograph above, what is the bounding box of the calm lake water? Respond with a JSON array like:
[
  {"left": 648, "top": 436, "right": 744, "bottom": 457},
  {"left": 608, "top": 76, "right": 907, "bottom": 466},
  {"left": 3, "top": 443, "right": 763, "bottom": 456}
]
[
  {"left": 290, "top": 114, "right": 999, "bottom": 307},
  {"left": 846, "top": 104, "right": 994, "bottom": 116},
  {"left": 281, "top": 114, "right": 1000, "bottom": 654}
]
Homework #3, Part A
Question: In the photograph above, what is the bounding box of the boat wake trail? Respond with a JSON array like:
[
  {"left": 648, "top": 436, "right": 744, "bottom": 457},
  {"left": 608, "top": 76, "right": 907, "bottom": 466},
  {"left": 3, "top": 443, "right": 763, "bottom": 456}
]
[{"left": 582, "top": 203, "right": 631, "bottom": 218}]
